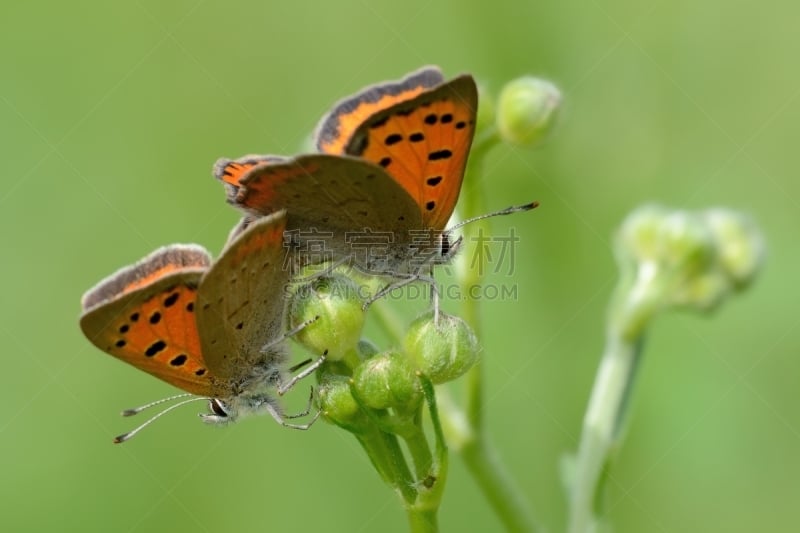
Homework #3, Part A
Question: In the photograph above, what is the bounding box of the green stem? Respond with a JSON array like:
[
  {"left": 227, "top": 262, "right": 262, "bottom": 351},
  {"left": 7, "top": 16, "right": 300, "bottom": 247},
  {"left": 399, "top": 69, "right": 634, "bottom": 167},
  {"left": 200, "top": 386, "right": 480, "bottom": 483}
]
[
  {"left": 435, "top": 137, "right": 541, "bottom": 532},
  {"left": 460, "top": 140, "right": 493, "bottom": 431},
  {"left": 407, "top": 378, "right": 448, "bottom": 533},
  {"left": 462, "top": 436, "right": 540, "bottom": 533},
  {"left": 567, "top": 334, "right": 643, "bottom": 533},
  {"left": 356, "top": 427, "right": 417, "bottom": 504},
  {"left": 567, "top": 268, "right": 667, "bottom": 532},
  {"left": 404, "top": 426, "right": 434, "bottom": 481},
  {"left": 406, "top": 505, "right": 439, "bottom": 533}
]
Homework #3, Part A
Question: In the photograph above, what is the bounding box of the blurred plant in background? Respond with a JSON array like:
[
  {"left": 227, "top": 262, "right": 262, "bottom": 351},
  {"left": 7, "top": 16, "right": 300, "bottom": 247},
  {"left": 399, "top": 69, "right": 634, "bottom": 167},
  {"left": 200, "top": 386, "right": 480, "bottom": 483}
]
[{"left": 565, "top": 206, "right": 764, "bottom": 533}]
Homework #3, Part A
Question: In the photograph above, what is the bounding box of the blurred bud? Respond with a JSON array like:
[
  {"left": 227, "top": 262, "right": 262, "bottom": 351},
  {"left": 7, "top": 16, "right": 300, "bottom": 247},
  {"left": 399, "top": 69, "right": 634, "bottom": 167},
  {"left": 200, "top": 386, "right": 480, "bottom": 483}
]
[
  {"left": 404, "top": 311, "right": 479, "bottom": 384},
  {"left": 656, "top": 211, "right": 716, "bottom": 276},
  {"left": 613, "top": 205, "right": 765, "bottom": 319},
  {"left": 616, "top": 204, "right": 668, "bottom": 264},
  {"left": 351, "top": 351, "right": 423, "bottom": 414},
  {"left": 497, "top": 76, "right": 561, "bottom": 147},
  {"left": 317, "top": 376, "right": 370, "bottom": 433},
  {"left": 617, "top": 206, "right": 714, "bottom": 276},
  {"left": 704, "top": 209, "right": 765, "bottom": 289},
  {"left": 289, "top": 274, "right": 365, "bottom": 361}
]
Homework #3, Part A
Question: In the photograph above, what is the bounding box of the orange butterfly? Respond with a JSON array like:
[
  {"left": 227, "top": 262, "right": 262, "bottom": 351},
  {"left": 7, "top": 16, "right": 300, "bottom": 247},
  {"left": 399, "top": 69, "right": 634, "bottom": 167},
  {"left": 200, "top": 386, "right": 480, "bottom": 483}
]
[{"left": 80, "top": 211, "right": 320, "bottom": 442}]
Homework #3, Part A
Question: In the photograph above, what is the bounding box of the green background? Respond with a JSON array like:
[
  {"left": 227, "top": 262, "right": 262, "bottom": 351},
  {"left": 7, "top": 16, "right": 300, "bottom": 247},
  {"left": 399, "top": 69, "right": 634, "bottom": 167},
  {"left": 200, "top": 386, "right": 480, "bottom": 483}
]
[{"left": 2, "top": 0, "right": 797, "bottom": 531}]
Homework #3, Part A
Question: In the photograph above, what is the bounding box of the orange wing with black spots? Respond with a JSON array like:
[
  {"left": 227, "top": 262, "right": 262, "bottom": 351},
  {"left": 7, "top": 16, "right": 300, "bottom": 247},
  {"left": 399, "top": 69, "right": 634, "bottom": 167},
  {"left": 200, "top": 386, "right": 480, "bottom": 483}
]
[
  {"left": 316, "top": 69, "right": 478, "bottom": 231},
  {"left": 315, "top": 66, "right": 445, "bottom": 155},
  {"left": 80, "top": 246, "right": 217, "bottom": 396}
]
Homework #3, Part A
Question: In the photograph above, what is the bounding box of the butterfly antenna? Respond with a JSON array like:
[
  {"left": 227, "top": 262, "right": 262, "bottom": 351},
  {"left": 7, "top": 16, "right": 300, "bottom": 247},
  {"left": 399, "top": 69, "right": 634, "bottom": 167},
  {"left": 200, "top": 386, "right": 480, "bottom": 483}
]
[
  {"left": 120, "top": 393, "right": 194, "bottom": 417},
  {"left": 446, "top": 201, "right": 539, "bottom": 233},
  {"left": 113, "top": 396, "right": 210, "bottom": 444}
]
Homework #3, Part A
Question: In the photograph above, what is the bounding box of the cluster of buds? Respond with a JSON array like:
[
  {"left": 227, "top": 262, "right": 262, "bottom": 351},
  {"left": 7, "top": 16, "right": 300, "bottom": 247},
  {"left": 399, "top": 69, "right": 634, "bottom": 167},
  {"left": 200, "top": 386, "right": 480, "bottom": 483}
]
[
  {"left": 612, "top": 205, "right": 765, "bottom": 337},
  {"left": 287, "top": 273, "right": 479, "bottom": 432}
]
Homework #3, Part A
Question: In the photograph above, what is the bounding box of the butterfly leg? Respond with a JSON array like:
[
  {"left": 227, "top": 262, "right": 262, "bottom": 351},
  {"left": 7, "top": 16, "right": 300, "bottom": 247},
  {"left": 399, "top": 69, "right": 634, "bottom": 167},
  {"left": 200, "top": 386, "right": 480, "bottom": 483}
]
[
  {"left": 278, "top": 350, "right": 328, "bottom": 396},
  {"left": 260, "top": 315, "right": 321, "bottom": 354},
  {"left": 362, "top": 273, "right": 418, "bottom": 310},
  {"left": 282, "top": 387, "right": 315, "bottom": 419},
  {"left": 427, "top": 266, "right": 441, "bottom": 325},
  {"left": 265, "top": 399, "right": 321, "bottom": 430},
  {"left": 362, "top": 271, "right": 440, "bottom": 311}
]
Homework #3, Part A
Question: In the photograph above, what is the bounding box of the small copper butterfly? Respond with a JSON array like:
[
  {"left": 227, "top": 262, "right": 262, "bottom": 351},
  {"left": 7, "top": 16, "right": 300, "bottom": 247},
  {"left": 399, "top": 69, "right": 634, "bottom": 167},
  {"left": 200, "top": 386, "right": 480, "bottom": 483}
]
[
  {"left": 214, "top": 67, "right": 534, "bottom": 297},
  {"left": 80, "top": 211, "right": 320, "bottom": 442}
]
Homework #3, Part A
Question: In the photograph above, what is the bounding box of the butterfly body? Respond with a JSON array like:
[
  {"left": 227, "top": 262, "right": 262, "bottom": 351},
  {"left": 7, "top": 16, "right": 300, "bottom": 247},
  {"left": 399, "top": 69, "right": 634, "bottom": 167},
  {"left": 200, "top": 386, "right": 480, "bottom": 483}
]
[{"left": 80, "top": 211, "right": 296, "bottom": 427}]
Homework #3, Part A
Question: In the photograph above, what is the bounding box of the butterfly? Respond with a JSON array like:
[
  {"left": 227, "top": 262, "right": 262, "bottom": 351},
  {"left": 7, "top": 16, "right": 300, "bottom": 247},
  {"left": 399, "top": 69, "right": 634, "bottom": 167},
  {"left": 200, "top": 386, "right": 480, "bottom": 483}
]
[
  {"left": 214, "top": 66, "right": 534, "bottom": 301},
  {"left": 79, "top": 211, "right": 321, "bottom": 442}
]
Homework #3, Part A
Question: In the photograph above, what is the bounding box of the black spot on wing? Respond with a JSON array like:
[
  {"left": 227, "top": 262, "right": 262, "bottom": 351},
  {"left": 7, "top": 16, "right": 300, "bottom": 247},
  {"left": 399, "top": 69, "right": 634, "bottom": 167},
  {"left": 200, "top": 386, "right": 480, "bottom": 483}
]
[
  {"left": 145, "top": 340, "right": 167, "bottom": 357},
  {"left": 170, "top": 354, "right": 188, "bottom": 366},
  {"left": 428, "top": 150, "right": 452, "bottom": 161}
]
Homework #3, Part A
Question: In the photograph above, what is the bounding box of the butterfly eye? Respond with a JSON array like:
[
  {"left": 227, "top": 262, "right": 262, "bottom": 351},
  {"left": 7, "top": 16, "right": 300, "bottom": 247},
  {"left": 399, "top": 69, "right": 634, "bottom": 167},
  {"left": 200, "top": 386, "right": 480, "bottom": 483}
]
[
  {"left": 209, "top": 398, "right": 229, "bottom": 417},
  {"left": 440, "top": 234, "right": 452, "bottom": 257}
]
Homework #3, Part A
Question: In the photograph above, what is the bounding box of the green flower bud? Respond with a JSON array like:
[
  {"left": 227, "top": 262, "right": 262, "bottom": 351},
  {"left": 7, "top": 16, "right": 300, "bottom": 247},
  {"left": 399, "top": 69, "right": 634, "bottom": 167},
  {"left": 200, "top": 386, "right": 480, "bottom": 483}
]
[
  {"left": 671, "top": 271, "right": 730, "bottom": 311},
  {"left": 616, "top": 206, "right": 715, "bottom": 279},
  {"left": 316, "top": 376, "right": 370, "bottom": 433},
  {"left": 616, "top": 204, "right": 669, "bottom": 264},
  {"left": 497, "top": 76, "right": 561, "bottom": 147},
  {"left": 289, "top": 274, "right": 365, "bottom": 361},
  {"left": 351, "top": 351, "right": 423, "bottom": 413},
  {"left": 704, "top": 209, "right": 765, "bottom": 289},
  {"left": 404, "top": 311, "right": 479, "bottom": 384},
  {"left": 612, "top": 205, "right": 766, "bottom": 327},
  {"left": 656, "top": 212, "right": 715, "bottom": 276}
]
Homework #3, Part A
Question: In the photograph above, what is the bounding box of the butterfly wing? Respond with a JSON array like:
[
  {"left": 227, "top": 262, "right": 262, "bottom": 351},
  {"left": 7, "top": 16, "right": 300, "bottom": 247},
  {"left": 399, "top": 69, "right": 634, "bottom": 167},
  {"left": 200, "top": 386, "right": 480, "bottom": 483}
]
[
  {"left": 315, "top": 66, "right": 445, "bottom": 155},
  {"left": 342, "top": 75, "right": 478, "bottom": 231},
  {"left": 316, "top": 69, "right": 478, "bottom": 231},
  {"left": 232, "top": 154, "right": 423, "bottom": 237},
  {"left": 79, "top": 246, "right": 217, "bottom": 396},
  {"left": 194, "top": 210, "right": 292, "bottom": 383}
]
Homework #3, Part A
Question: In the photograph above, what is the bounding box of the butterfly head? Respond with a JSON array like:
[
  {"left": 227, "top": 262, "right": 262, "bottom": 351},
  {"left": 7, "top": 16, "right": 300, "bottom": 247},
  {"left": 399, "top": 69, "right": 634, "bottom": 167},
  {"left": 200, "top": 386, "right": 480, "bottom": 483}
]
[
  {"left": 200, "top": 391, "right": 283, "bottom": 426},
  {"left": 437, "top": 232, "right": 463, "bottom": 264}
]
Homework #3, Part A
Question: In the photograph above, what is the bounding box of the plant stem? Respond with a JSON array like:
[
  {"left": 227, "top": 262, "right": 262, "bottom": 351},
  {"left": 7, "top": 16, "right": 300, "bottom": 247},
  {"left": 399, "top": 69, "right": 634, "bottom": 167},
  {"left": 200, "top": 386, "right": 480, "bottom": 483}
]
[
  {"left": 404, "top": 427, "right": 434, "bottom": 481},
  {"left": 356, "top": 427, "right": 417, "bottom": 504},
  {"left": 406, "top": 505, "right": 439, "bottom": 533},
  {"left": 462, "top": 436, "right": 540, "bottom": 533},
  {"left": 438, "top": 135, "right": 541, "bottom": 532},
  {"left": 567, "top": 334, "right": 643, "bottom": 533},
  {"left": 566, "top": 266, "right": 661, "bottom": 533}
]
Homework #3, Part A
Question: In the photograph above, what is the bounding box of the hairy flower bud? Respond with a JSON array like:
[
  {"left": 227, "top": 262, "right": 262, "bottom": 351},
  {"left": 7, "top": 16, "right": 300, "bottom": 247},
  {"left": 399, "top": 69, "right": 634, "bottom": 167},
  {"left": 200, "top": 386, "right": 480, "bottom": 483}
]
[
  {"left": 317, "top": 376, "right": 369, "bottom": 433},
  {"left": 404, "top": 311, "right": 479, "bottom": 384},
  {"left": 351, "top": 351, "right": 423, "bottom": 413},
  {"left": 289, "top": 274, "right": 365, "bottom": 361}
]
